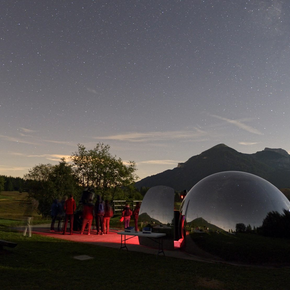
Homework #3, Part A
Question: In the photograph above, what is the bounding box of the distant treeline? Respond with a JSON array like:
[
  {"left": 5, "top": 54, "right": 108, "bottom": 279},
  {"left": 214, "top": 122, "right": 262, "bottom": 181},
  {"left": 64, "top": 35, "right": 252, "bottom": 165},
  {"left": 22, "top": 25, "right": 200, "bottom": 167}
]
[
  {"left": 1, "top": 174, "right": 290, "bottom": 203},
  {"left": 0, "top": 175, "right": 26, "bottom": 192}
]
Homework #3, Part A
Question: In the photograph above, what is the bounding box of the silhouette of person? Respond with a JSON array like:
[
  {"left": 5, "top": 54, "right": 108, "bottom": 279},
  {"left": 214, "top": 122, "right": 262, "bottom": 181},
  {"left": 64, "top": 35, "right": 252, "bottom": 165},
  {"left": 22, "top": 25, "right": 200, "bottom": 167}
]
[
  {"left": 50, "top": 199, "right": 59, "bottom": 232},
  {"left": 133, "top": 202, "right": 140, "bottom": 231},
  {"left": 63, "top": 194, "right": 76, "bottom": 235},
  {"left": 95, "top": 195, "right": 104, "bottom": 235},
  {"left": 23, "top": 198, "right": 38, "bottom": 237},
  {"left": 56, "top": 196, "right": 67, "bottom": 232}
]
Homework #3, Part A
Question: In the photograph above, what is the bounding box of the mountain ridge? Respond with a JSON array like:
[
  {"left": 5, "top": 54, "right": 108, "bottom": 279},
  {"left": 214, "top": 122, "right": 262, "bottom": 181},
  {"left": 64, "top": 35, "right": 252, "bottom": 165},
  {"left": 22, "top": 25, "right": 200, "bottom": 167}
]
[{"left": 135, "top": 144, "right": 290, "bottom": 191}]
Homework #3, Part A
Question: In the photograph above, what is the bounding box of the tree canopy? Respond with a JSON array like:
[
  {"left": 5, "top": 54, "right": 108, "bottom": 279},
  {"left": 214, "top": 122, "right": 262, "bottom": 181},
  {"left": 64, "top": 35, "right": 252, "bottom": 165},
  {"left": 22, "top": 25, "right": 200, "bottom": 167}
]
[
  {"left": 24, "top": 143, "right": 139, "bottom": 216},
  {"left": 24, "top": 159, "right": 80, "bottom": 217},
  {"left": 0, "top": 176, "right": 5, "bottom": 193},
  {"left": 0, "top": 175, "right": 26, "bottom": 192},
  {"left": 71, "top": 143, "right": 138, "bottom": 200}
]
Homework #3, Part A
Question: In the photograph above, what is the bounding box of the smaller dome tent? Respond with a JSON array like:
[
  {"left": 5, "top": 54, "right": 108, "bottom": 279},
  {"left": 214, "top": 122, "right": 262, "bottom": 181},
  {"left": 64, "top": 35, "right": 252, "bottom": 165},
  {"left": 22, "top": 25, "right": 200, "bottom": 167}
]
[{"left": 180, "top": 171, "right": 290, "bottom": 232}]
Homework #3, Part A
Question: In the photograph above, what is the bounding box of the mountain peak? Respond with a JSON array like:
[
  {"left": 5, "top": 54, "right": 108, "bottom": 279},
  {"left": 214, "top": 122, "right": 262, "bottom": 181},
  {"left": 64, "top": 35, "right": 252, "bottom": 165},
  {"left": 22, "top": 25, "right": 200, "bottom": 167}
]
[
  {"left": 203, "top": 143, "right": 229, "bottom": 151},
  {"left": 136, "top": 144, "right": 290, "bottom": 191},
  {"left": 200, "top": 143, "right": 237, "bottom": 157}
]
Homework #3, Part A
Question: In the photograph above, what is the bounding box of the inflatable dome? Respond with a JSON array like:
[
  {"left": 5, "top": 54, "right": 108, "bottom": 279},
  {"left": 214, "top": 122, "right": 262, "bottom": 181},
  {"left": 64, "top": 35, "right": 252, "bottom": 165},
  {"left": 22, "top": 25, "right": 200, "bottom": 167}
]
[{"left": 180, "top": 171, "right": 290, "bottom": 232}]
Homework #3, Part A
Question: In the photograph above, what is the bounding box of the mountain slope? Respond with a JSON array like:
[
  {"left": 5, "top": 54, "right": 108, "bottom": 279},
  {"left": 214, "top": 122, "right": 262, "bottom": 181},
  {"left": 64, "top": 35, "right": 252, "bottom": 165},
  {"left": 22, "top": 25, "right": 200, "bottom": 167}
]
[{"left": 136, "top": 144, "right": 290, "bottom": 191}]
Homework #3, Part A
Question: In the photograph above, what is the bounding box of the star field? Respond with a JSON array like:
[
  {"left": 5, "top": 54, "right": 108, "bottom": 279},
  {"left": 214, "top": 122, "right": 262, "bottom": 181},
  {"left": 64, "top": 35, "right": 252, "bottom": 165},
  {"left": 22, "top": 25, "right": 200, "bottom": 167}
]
[{"left": 1, "top": 0, "right": 290, "bottom": 179}]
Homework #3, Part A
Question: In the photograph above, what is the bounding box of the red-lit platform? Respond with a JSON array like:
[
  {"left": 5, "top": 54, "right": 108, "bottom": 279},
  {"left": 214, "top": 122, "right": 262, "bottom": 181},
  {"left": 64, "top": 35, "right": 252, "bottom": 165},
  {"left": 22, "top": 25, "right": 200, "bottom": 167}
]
[{"left": 28, "top": 224, "right": 195, "bottom": 260}]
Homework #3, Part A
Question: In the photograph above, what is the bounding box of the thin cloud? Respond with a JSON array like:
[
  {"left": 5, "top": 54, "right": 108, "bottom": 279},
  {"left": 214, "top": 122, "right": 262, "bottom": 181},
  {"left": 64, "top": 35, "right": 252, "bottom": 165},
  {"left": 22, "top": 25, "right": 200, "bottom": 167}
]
[
  {"left": 122, "top": 160, "right": 136, "bottom": 166},
  {"left": 87, "top": 87, "right": 98, "bottom": 94},
  {"left": 95, "top": 128, "right": 208, "bottom": 143},
  {"left": 46, "top": 154, "right": 71, "bottom": 162},
  {"left": 19, "top": 133, "right": 30, "bottom": 137},
  {"left": 18, "top": 127, "right": 37, "bottom": 138},
  {"left": 139, "top": 159, "right": 179, "bottom": 165},
  {"left": 11, "top": 152, "right": 71, "bottom": 161},
  {"left": 0, "top": 134, "right": 39, "bottom": 145},
  {"left": 44, "top": 139, "right": 75, "bottom": 146},
  {"left": 210, "top": 114, "right": 263, "bottom": 135},
  {"left": 0, "top": 165, "right": 30, "bottom": 172},
  {"left": 1, "top": 131, "right": 75, "bottom": 147},
  {"left": 19, "top": 127, "right": 37, "bottom": 133},
  {"left": 239, "top": 142, "right": 258, "bottom": 146}
]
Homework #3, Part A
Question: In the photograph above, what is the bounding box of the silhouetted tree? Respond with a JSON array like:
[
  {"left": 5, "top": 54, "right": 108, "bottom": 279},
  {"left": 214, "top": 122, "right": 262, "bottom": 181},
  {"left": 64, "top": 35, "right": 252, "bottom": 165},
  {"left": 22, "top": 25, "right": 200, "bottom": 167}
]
[
  {"left": 236, "top": 223, "right": 246, "bottom": 233},
  {"left": 246, "top": 224, "right": 252, "bottom": 232},
  {"left": 71, "top": 143, "right": 137, "bottom": 200},
  {"left": 0, "top": 176, "right": 5, "bottom": 193},
  {"left": 0, "top": 176, "right": 26, "bottom": 192},
  {"left": 260, "top": 210, "right": 290, "bottom": 238},
  {"left": 25, "top": 160, "right": 80, "bottom": 217}
]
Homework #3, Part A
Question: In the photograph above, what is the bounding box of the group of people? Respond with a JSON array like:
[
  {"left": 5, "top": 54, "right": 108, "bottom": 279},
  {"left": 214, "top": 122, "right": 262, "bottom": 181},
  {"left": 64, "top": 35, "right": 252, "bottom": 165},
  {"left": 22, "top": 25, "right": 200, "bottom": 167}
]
[
  {"left": 80, "top": 195, "right": 114, "bottom": 235},
  {"left": 50, "top": 194, "right": 141, "bottom": 236}
]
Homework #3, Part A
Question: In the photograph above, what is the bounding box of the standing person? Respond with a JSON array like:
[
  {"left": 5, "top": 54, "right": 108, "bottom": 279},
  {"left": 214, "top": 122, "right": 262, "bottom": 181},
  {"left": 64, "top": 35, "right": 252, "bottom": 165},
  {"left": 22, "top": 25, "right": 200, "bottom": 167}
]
[
  {"left": 95, "top": 195, "right": 104, "bottom": 235},
  {"left": 57, "top": 196, "right": 67, "bottom": 232},
  {"left": 80, "top": 199, "right": 94, "bottom": 235},
  {"left": 23, "top": 198, "right": 38, "bottom": 237},
  {"left": 133, "top": 202, "right": 140, "bottom": 232},
  {"left": 50, "top": 199, "right": 59, "bottom": 232},
  {"left": 63, "top": 194, "right": 76, "bottom": 235},
  {"left": 122, "top": 204, "right": 132, "bottom": 230},
  {"left": 103, "top": 200, "right": 113, "bottom": 234}
]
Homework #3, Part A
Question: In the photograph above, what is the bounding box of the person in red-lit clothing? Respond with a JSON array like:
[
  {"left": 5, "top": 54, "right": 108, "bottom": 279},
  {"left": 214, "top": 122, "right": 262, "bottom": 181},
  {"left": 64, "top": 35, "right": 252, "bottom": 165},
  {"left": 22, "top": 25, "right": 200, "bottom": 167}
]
[
  {"left": 63, "top": 194, "right": 76, "bottom": 235},
  {"left": 122, "top": 204, "right": 132, "bottom": 229},
  {"left": 103, "top": 200, "right": 113, "bottom": 234},
  {"left": 80, "top": 199, "right": 94, "bottom": 235}
]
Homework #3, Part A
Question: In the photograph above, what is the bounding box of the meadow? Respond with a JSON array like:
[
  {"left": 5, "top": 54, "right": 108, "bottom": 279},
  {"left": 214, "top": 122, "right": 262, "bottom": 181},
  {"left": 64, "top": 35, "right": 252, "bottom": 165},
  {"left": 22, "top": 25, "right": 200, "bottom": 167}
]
[{"left": 1, "top": 191, "right": 290, "bottom": 290}]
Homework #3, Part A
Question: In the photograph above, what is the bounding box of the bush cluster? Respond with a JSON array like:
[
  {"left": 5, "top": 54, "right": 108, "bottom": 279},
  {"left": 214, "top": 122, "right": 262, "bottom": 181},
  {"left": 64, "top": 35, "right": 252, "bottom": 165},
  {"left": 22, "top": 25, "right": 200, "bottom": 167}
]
[{"left": 259, "top": 209, "right": 290, "bottom": 238}]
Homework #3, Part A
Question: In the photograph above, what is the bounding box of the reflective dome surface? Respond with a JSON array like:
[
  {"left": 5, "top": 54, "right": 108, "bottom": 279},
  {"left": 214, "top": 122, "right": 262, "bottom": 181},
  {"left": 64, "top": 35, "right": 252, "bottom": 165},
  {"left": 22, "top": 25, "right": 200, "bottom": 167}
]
[
  {"left": 139, "top": 185, "right": 174, "bottom": 226},
  {"left": 180, "top": 171, "right": 290, "bottom": 232},
  {"left": 138, "top": 185, "right": 175, "bottom": 250}
]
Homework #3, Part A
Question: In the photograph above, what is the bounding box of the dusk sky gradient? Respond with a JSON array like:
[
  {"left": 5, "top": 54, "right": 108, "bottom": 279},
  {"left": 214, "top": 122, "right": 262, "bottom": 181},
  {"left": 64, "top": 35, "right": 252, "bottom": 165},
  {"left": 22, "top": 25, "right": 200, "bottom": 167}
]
[{"left": 1, "top": 0, "right": 290, "bottom": 180}]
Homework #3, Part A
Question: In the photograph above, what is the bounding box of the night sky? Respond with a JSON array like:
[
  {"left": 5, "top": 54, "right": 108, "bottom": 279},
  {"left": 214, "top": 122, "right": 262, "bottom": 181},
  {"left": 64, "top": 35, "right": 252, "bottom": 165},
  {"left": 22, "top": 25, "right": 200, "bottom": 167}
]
[{"left": 1, "top": 0, "right": 290, "bottom": 180}]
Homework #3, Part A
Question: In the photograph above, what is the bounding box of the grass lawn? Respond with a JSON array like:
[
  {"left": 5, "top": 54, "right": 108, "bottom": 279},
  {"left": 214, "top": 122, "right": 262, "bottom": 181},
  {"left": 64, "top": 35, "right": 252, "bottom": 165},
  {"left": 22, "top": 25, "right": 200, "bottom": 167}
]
[
  {"left": 0, "top": 191, "right": 43, "bottom": 223},
  {"left": 191, "top": 231, "right": 290, "bottom": 265},
  {"left": 1, "top": 191, "right": 290, "bottom": 289},
  {"left": 1, "top": 229, "right": 290, "bottom": 290}
]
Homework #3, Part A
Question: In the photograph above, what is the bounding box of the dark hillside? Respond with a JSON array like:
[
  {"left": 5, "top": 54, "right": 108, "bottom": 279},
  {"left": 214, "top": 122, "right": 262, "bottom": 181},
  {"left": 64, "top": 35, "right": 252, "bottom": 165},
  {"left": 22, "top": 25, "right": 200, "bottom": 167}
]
[{"left": 136, "top": 144, "right": 290, "bottom": 191}]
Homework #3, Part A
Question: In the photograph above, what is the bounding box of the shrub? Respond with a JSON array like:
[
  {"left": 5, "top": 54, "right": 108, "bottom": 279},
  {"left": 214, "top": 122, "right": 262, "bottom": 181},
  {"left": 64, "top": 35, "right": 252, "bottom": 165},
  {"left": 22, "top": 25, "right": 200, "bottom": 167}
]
[
  {"left": 236, "top": 223, "right": 246, "bottom": 233},
  {"left": 259, "top": 210, "right": 290, "bottom": 238}
]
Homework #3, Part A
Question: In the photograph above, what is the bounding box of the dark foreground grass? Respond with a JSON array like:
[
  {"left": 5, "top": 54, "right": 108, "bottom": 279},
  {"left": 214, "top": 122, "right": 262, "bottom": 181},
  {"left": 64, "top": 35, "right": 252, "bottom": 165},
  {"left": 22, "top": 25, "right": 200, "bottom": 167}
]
[
  {"left": 192, "top": 231, "right": 290, "bottom": 265},
  {"left": 1, "top": 229, "right": 290, "bottom": 290}
]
